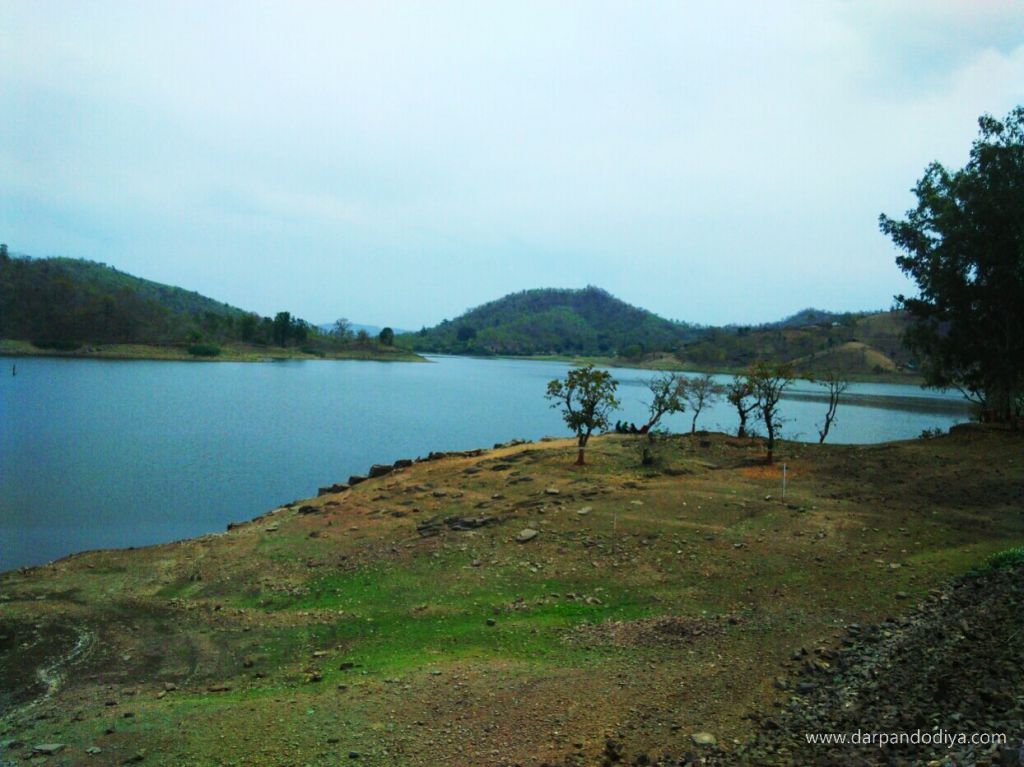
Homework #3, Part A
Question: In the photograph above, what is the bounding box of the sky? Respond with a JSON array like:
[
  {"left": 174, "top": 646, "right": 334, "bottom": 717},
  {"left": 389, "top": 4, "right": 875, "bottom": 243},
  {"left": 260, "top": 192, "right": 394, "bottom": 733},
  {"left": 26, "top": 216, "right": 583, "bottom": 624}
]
[{"left": 2, "top": 2, "right": 1023, "bottom": 328}]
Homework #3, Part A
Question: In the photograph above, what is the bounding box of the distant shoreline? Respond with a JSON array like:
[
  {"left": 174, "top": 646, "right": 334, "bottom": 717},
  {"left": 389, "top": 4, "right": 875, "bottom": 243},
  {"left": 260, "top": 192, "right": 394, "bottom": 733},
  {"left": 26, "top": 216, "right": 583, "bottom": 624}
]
[
  {"left": 432, "top": 351, "right": 927, "bottom": 385},
  {"left": 0, "top": 339, "right": 428, "bottom": 364}
]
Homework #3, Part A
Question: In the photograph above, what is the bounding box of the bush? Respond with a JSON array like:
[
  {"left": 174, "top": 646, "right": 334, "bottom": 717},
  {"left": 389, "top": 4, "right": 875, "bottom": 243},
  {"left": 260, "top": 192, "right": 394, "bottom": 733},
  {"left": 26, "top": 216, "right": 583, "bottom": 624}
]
[
  {"left": 31, "top": 339, "right": 82, "bottom": 351},
  {"left": 986, "top": 547, "right": 1024, "bottom": 571},
  {"left": 301, "top": 346, "right": 325, "bottom": 357},
  {"left": 187, "top": 344, "right": 221, "bottom": 357}
]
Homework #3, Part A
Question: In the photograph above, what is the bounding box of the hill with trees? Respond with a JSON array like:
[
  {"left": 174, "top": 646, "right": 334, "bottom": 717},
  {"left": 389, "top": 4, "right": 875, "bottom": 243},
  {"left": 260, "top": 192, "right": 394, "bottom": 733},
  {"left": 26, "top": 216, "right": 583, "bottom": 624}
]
[
  {"left": 398, "top": 285, "right": 915, "bottom": 378},
  {"left": 0, "top": 250, "right": 418, "bottom": 361},
  {"left": 398, "top": 286, "right": 701, "bottom": 356}
]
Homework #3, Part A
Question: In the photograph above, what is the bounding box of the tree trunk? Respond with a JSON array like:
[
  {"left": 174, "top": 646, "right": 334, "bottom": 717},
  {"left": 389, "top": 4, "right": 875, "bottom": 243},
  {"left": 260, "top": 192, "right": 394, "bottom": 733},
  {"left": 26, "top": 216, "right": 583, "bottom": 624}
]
[{"left": 576, "top": 447, "right": 585, "bottom": 465}]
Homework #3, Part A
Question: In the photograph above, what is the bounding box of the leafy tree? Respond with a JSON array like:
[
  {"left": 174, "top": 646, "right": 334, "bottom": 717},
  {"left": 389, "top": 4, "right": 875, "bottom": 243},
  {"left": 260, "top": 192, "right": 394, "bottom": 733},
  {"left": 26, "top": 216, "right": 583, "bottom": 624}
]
[
  {"left": 272, "top": 311, "right": 292, "bottom": 347},
  {"left": 643, "top": 372, "right": 688, "bottom": 431},
  {"left": 355, "top": 328, "right": 370, "bottom": 346},
  {"left": 379, "top": 327, "right": 395, "bottom": 346},
  {"left": 726, "top": 376, "right": 758, "bottom": 438},
  {"left": 239, "top": 313, "right": 258, "bottom": 342},
  {"left": 0, "top": 243, "right": 8, "bottom": 263},
  {"left": 747, "top": 361, "right": 793, "bottom": 463},
  {"left": 880, "top": 106, "right": 1024, "bottom": 425},
  {"left": 684, "top": 373, "right": 724, "bottom": 433},
  {"left": 810, "top": 369, "right": 849, "bottom": 443},
  {"left": 545, "top": 364, "right": 620, "bottom": 465}
]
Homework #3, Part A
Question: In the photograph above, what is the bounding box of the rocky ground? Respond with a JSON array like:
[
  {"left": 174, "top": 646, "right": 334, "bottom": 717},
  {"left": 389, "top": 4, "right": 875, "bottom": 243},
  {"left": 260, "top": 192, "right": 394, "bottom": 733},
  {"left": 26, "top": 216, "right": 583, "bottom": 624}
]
[
  {"left": 1, "top": 426, "right": 1022, "bottom": 766},
  {"left": 551, "top": 555, "right": 1024, "bottom": 767}
]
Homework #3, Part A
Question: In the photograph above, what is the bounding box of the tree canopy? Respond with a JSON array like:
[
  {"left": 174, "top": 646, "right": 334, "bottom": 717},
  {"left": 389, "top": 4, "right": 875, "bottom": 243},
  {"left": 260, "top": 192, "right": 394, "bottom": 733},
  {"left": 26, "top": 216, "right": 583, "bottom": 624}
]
[{"left": 880, "top": 106, "right": 1024, "bottom": 424}]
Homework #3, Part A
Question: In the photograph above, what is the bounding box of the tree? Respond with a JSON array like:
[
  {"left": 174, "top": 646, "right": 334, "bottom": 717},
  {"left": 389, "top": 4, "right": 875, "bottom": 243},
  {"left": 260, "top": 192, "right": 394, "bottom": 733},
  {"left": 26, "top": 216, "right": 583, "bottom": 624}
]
[
  {"left": 643, "top": 372, "right": 688, "bottom": 431},
  {"left": 811, "top": 369, "right": 849, "bottom": 443},
  {"left": 747, "top": 361, "right": 793, "bottom": 463},
  {"left": 879, "top": 106, "right": 1024, "bottom": 425},
  {"left": 0, "top": 243, "right": 8, "bottom": 263},
  {"left": 684, "top": 373, "right": 723, "bottom": 434},
  {"left": 726, "top": 376, "right": 758, "bottom": 438},
  {"left": 378, "top": 327, "right": 395, "bottom": 346},
  {"left": 272, "top": 311, "right": 292, "bottom": 347},
  {"left": 355, "top": 328, "right": 370, "bottom": 346},
  {"left": 545, "top": 364, "right": 620, "bottom": 465},
  {"left": 333, "top": 318, "right": 352, "bottom": 341}
]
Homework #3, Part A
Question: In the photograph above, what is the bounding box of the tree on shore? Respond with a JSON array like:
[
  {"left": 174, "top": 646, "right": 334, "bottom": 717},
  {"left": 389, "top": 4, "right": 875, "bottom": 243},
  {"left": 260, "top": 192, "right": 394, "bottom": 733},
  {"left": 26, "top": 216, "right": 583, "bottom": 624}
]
[
  {"left": 378, "top": 327, "right": 395, "bottom": 346},
  {"left": 811, "top": 370, "right": 849, "bottom": 443},
  {"left": 684, "top": 373, "right": 724, "bottom": 433},
  {"left": 880, "top": 106, "right": 1024, "bottom": 426},
  {"left": 747, "top": 361, "right": 793, "bottom": 463},
  {"left": 643, "top": 372, "right": 688, "bottom": 432},
  {"left": 726, "top": 376, "right": 758, "bottom": 437},
  {"left": 546, "top": 364, "right": 620, "bottom": 465}
]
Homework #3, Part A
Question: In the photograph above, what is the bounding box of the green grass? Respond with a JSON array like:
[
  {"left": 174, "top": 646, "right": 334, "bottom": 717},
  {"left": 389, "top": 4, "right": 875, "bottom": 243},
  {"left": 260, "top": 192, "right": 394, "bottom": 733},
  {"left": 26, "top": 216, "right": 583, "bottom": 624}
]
[{"left": 234, "top": 552, "right": 672, "bottom": 674}]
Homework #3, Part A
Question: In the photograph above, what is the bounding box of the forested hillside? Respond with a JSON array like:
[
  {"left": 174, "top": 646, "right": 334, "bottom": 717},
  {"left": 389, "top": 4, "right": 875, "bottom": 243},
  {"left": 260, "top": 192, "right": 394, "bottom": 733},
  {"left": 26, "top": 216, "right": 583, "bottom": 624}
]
[
  {"left": 0, "top": 252, "right": 351, "bottom": 356},
  {"left": 399, "top": 286, "right": 701, "bottom": 356}
]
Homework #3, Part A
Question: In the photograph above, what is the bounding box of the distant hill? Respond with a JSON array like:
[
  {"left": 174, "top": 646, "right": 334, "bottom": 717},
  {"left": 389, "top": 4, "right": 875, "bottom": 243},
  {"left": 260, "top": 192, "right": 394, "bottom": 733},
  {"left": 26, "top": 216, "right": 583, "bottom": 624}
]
[
  {"left": 761, "top": 307, "right": 853, "bottom": 329},
  {"left": 399, "top": 286, "right": 701, "bottom": 356},
  {"left": 0, "top": 255, "right": 248, "bottom": 346},
  {"left": 677, "top": 311, "right": 915, "bottom": 376}
]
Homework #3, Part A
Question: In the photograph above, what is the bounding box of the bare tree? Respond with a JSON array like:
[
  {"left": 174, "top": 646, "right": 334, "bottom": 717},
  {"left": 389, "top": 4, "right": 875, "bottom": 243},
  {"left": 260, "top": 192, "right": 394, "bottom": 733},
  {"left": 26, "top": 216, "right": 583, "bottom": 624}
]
[
  {"left": 684, "top": 373, "right": 724, "bottom": 433},
  {"left": 811, "top": 369, "right": 849, "bottom": 443},
  {"left": 726, "top": 376, "right": 758, "bottom": 437},
  {"left": 643, "top": 372, "right": 688, "bottom": 431},
  {"left": 747, "top": 361, "right": 793, "bottom": 463},
  {"left": 332, "top": 318, "right": 352, "bottom": 340}
]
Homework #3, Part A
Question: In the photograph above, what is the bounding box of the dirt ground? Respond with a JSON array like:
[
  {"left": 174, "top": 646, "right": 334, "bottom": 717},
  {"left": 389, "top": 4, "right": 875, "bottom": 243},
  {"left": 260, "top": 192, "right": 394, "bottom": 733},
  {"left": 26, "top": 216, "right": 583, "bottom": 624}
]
[{"left": 1, "top": 426, "right": 1021, "bottom": 766}]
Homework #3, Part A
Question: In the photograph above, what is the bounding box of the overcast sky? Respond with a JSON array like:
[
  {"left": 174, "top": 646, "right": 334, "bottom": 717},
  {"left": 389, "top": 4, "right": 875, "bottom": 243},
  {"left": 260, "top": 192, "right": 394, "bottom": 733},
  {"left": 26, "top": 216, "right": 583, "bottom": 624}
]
[{"left": 2, "top": 2, "right": 1023, "bottom": 328}]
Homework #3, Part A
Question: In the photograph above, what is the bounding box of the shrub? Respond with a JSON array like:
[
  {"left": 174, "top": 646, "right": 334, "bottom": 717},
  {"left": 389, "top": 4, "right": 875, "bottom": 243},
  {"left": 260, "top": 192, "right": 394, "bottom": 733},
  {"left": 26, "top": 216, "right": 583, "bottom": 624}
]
[
  {"left": 187, "top": 344, "right": 221, "bottom": 357},
  {"left": 31, "top": 339, "right": 82, "bottom": 351}
]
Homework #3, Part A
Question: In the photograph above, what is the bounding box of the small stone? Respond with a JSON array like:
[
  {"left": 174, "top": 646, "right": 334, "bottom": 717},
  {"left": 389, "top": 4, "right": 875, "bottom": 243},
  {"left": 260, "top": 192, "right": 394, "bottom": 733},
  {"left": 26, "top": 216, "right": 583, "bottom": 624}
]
[
  {"left": 544, "top": 487, "right": 560, "bottom": 495},
  {"left": 33, "top": 744, "right": 65, "bottom": 755},
  {"left": 577, "top": 507, "right": 592, "bottom": 515},
  {"left": 516, "top": 528, "right": 539, "bottom": 543},
  {"left": 691, "top": 732, "right": 717, "bottom": 746},
  {"left": 486, "top": 618, "right": 496, "bottom": 626},
  {"left": 85, "top": 746, "right": 102, "bottom": 755}
]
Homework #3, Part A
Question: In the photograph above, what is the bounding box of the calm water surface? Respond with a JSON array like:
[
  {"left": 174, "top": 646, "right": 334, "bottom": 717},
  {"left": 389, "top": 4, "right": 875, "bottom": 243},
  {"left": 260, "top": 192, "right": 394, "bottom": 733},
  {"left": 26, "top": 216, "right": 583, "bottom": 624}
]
[{"left": 1, "top": 355, "right": 968, "bottom": 571}]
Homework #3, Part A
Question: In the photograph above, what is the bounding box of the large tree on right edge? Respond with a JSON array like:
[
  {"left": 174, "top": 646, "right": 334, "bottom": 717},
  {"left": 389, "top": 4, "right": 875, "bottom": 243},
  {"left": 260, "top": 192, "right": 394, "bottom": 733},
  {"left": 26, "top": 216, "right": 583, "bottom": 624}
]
[{"left": 880, "top": 106, "right": 1024, "bottom": 425}]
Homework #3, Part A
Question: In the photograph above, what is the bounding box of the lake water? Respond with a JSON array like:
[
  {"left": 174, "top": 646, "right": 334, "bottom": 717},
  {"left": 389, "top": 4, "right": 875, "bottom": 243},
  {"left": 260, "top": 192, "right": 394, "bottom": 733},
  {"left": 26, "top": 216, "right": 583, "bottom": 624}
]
[{"left": 0, "top": 355, "right": 969, "bottom": 571}]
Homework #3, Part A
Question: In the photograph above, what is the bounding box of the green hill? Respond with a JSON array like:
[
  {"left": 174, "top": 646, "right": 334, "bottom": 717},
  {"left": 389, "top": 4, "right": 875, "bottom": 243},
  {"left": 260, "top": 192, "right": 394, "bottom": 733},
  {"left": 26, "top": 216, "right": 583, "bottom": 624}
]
[
  {"left": 0, "top": 255, "right": 248, "bottom": 347},
  {"left": 399, "top": 286, "right": 700, "bottom": 356}
]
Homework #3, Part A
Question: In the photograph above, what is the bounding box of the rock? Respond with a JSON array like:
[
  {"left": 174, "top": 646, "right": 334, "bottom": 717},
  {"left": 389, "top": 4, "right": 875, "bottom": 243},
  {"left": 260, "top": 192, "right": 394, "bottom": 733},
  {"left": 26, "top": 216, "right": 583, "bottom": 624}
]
[
  {"left": 486, "top": 618, "right": 496, "bottom": 626},
  {"left": 348, "top": 751, "right": 361, "bottom": 759},
  {"left": 86, "top": 746, "right": 102, "bottom": 755},
  {"left": 691, "top": 732, "right": 717, "bottom": 746},
  {"left": 368, "top": 464, "right": 392, "bottom": 478},
  {"left": 297, "top": 505, "right": 319, "bottom": 515},
  {"left": 577, "top": 507, "right": 592, "bottom": 515},
  {"left": 544, "top": 487, "right": 560, "bottom": 495},
  {"left": 392, "top": 459, "right": 413, "bottom": 469},
  {"left": 516, "top": 528, "right": 539, "bottom": 543},
  {"left": 348, "top": 475, "right": 368, "bottom": 486},
  {"left": 33, "top": 744, "right": 65, "bottom": 755},
  {"left": 162, "top": 682, "right": 176, "bottom": 691},
  {"left": 317, "top": 483, "right": 350, "bottom": 495}
]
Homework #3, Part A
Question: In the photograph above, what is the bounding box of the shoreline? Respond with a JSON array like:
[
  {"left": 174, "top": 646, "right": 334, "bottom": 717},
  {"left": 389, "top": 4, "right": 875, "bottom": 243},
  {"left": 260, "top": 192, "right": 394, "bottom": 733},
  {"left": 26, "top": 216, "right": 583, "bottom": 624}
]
[{"left": 0, "top": 339, "right": 428, "bottom": 364}]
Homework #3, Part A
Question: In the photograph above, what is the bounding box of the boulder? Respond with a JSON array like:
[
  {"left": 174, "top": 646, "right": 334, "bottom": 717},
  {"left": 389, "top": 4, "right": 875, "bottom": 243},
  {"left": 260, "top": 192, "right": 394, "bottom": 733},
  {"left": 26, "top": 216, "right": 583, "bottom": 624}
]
[
  {"left": 368, "top": 464, "right": 392, "bottom": 478},
  {"left": 348, "top": 475, "right": 368, "bottom": 486},
  {"left": 516, "top": 529, "right": 539, "bottom": 543}
]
